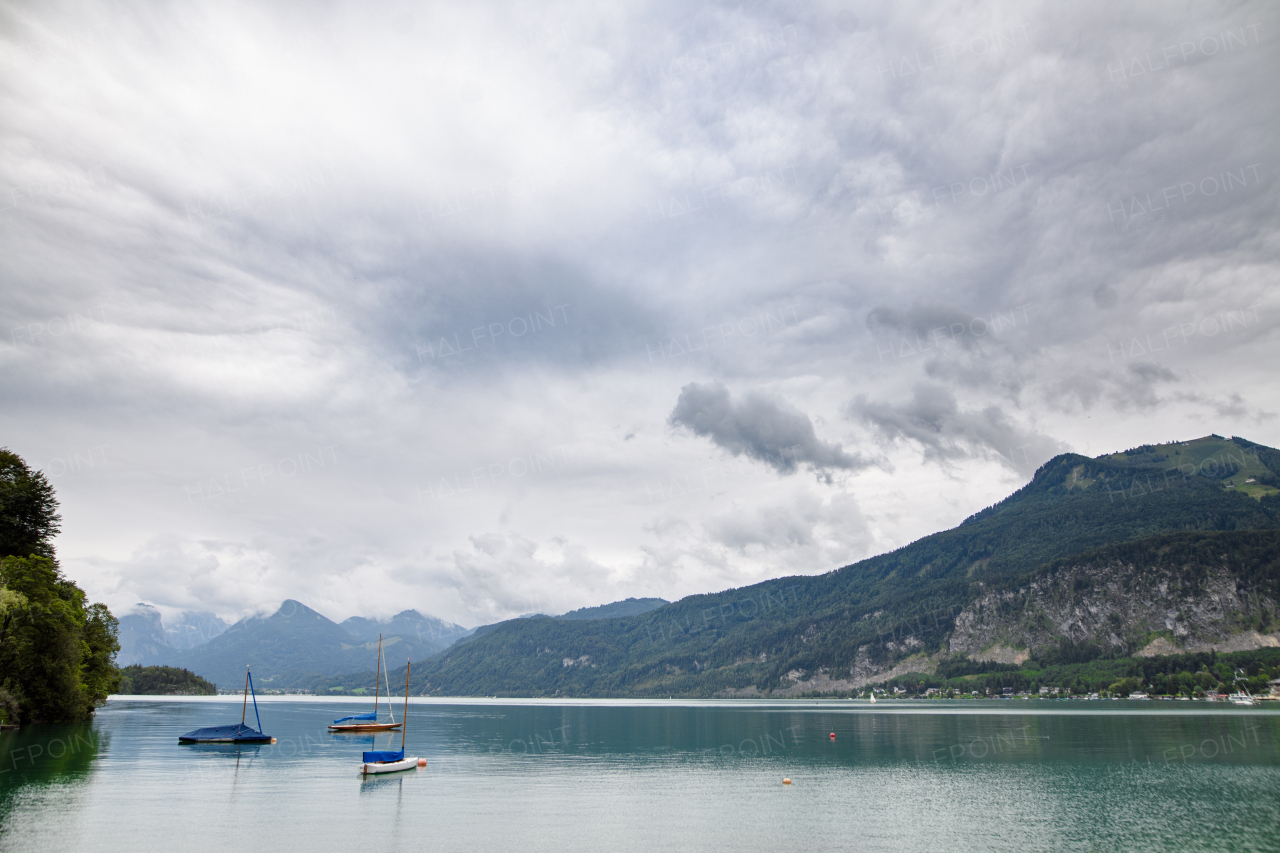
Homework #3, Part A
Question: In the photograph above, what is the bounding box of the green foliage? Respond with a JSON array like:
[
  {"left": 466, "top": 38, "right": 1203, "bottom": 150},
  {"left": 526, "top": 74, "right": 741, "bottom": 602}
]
[
  {"left": 872, "top": 647, "right": 1280, "bottom": 697},
  {"left": 117, "top": 665, "right": 216, "bottom": 695},
  {"left": 0, "top": 556, "right": 121, "bottom": 721},
  {"left": 1106, "top": 677, "right": 1142, "bottom": 697},
  {"left": 0, "top": 448, "right": 120, "bottom": 723},
  {"left": 0, "top": 449, "right": 61, "bottom": 562}
]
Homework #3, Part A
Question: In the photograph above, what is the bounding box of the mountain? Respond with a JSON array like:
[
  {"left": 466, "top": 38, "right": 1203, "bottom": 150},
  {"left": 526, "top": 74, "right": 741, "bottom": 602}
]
[
  {"left": 341, "top": 610, "right": 471, "bottom": 649},
  {"left": 165, "top": 600, "right": 469, "bottom": 687},
  {"left": 948, "top": 530, "right": 1280, "bottom": 662},
  {"left": 116, "top": 605, "right": 229, "bottom": 664},
  {"left": 404, "top": 435, "right": 1280, "bottom": 697},
  {"left": 116, "top": 604, "right": 174, "bottom": 665},
  {"left": 556, "top": 598, "right": 669, "bottom": 620},
  {"left": 165, "top": 611, "right": 228, "bottom": 650}
]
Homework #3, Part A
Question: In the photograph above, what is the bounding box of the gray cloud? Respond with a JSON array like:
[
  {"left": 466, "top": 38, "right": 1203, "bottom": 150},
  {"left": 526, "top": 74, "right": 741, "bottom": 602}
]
[
  {"left": 850, "top": 383, "right": 1069, "bottom": 475},
  {"left": 669, "top": 382, "right": 871, "bottom": 479},
  {"left": 866, "top": 303, "right": 985, "bottom": 352},
  {"left": 1, "top": 1, "right": 1277, "bottom": 625}
]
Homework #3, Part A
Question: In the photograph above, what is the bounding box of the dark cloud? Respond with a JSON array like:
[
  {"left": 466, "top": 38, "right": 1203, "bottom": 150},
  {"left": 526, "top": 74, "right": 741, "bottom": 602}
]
[
  {"left": 669, "top": 382, "right": 870, "bottom": 479},
  {"left": 849, "top": 383, "right": 1068, "bottom": 475},
  {"left": 866, "top": 303, "right": 983, "bottom": 351}
]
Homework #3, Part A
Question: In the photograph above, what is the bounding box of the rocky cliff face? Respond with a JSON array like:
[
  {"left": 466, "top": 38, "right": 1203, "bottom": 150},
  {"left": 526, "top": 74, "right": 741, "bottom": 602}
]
[{"left": 949, "top": 557, "right": 1279, "bottom": 660}]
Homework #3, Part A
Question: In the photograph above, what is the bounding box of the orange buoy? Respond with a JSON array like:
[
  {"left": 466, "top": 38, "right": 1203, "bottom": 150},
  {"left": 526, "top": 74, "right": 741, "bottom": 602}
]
[
  {"left": 783, "top": 777, "right": 791, "bottom": 785},
  {"left": 270, "top": 738, "right": 277, "bottom": 744},
  {"left": 417, "top": 758, "right": 427, "bottom": 768}
]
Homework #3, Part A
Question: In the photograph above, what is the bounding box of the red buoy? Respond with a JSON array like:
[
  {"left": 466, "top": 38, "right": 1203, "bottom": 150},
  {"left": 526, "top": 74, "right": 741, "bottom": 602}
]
[{"left": 829, "top": 732, "right": 836, "bottom": 739}]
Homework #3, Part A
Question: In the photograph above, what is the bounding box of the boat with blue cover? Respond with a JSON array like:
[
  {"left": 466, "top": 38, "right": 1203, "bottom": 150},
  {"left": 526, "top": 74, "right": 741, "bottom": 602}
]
[
  {"left": 330, "top": 634, "right": 402, "bottom": 732},
  {"left": 179, "top": 666, "right": 273, "bottom": 744},
  {"left": 360, "top": 659, "right": 421, "bottom": 775}
]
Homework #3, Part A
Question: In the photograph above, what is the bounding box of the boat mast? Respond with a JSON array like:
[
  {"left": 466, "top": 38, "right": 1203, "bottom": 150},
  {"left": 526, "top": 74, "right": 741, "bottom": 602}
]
[
  {"left": 241, "top": 665, "right": 249, "bottom": 724},
  {"left": 383, "top": 641, "right": 395, "bottom": 724},
  {"left": 373, "top": 634, "right": 382, "bottom": 718},
  {"left": 248, "top": 669, "right": 263, "bottom": 733},
  {"left": 401, "top": 659, "right": 410, "bottom": 752}
]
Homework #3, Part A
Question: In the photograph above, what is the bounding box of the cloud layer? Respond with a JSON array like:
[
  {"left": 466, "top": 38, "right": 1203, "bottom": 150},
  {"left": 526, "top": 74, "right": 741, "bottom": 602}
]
[{"left": 0, "top": 0, "right": 1276, "bottom": 627}]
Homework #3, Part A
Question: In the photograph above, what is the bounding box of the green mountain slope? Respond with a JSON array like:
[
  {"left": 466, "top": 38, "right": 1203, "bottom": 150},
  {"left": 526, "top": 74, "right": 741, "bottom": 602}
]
[
  {"left": 556, "top": 598, "right": 670, "bottom": 620},
  {"left": 406, "top": 436, "right": 1280, "bottom": 697}
]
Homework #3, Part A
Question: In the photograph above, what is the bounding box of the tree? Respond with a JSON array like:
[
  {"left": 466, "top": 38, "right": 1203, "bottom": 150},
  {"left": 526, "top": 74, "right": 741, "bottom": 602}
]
[
  {"left": 0, "top": 449, "right": 61, "bottom": 561},
  {"left": 0, "top": 448, "right": 120, "bottom": 722}
]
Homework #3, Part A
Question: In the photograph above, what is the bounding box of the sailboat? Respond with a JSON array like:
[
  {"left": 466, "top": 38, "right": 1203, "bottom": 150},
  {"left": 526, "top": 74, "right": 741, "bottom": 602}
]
[
  {"left": 869, "top": 688, "right": 876, "bottom": 704},
  {"left": 360, "top": 659, "right": 422, "bottom": 775},
  {"left": 179, "top": 666, "right": 274, "bottom": 743},
  {"left": 330, "top": 634, "right": 402, "bottom": 732},
  {"left": 1229, "top": 670, "right": 1258, "bottom": 706}
]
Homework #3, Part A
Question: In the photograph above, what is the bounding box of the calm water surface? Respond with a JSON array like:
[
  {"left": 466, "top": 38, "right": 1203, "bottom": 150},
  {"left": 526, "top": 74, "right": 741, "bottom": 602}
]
[{"left": 2, "top": 697, "right": 1278, "bottom": 852}]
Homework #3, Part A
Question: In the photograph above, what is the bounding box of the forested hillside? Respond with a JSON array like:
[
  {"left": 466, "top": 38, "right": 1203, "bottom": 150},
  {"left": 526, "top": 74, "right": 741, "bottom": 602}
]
[
  {"left": 403, "top": 436, "right": 1280, "bottom": 697},
  {"left": 117, "top": 665, "right": 216, "bottom": 696}
]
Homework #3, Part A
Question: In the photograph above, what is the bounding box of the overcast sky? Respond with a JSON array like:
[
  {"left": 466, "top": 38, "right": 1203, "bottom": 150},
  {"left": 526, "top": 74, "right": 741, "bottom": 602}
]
[{"left": 2, "top": 0, "right": 1276, "bottom": 629}]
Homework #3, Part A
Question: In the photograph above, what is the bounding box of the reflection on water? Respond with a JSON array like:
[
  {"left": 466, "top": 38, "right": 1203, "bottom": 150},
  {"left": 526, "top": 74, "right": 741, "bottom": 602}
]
[
  {"left": 0, "top": 699, "right": 1277, "bottom": 852},
  {"left": 0, "top": 723, "right": 102, "bottom": 848}
]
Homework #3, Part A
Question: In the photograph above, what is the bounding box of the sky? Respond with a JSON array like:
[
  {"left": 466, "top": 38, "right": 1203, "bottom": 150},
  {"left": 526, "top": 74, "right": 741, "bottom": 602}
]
[{"left": 1, "top": 0, "right": 1276, "bottom": 630}]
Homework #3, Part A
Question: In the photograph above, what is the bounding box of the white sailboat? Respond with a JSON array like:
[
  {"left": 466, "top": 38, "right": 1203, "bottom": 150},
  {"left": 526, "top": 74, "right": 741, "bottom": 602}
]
[
  {"left": 869, "top": 688, "right": 876, "bottom": 704},
  {"left": 1230, "top": 670, "right": 1259, "bottom": 706},
  {"left": 359, "top": 659, "right": 422, "bottom": 775}
]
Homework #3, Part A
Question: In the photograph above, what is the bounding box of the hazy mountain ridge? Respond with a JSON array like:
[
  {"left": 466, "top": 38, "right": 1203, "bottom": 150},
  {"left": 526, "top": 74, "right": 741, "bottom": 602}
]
[
  {"left": 166, "top": 611, "right": 229, "bottom": 651},
  {"left": 116, "top": 604, "right": 173, "bottom": 666},
  {"left": 341, "top": 610, "right": 471, "bottom": 647},
  {"left": 129, "top": 600, "right": 468, "bottom": 687},
  {"left": 401, "top": 436, "right": 1280, "bottom": 697},
  {"left": 117, "top": 605, "right": 230, "bottom": 665}
]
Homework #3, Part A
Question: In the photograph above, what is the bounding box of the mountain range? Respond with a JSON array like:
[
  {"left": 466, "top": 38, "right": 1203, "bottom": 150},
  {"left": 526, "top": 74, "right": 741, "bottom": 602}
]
[
  {"left": 117, "top": 600, "right": 470, "bottom": 689},
  {"left": 117, "top": 604, "right": 229, "bottom": 665},
  {"left": 114, "top": 435, "right": 1280, "bottom": 697},
  {"left": 397, "top": 435, "right": 1280, "bottom": 696}
]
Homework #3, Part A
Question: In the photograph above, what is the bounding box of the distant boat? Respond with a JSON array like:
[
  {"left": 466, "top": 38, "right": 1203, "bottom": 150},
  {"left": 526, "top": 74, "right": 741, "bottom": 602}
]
[
  {"left": 1230, "top": 670, "right": 1259, "bottom": 706},
  {"left": 330, "top": 634, "right": 402, "bottom": 732},
  {"left": 179, "top": 666, "right": 273, "bottom": 743},
  {"left": 360, "top": 659, "right": 421, "bottom": 775},
  {"left": 869, "top": 689, "right": 876, "bottom": 704}
]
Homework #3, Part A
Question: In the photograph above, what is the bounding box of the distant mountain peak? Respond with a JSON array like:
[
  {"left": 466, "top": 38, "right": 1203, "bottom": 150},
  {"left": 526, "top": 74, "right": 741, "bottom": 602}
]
[{"left": 271, "top": 600, "right": 329, "bottom": 621}]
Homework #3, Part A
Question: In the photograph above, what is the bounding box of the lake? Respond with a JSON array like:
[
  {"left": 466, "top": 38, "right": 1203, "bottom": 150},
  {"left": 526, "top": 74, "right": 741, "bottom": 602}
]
[{"left": 2, "top": 697, "right": 1278, "bottom": 852}]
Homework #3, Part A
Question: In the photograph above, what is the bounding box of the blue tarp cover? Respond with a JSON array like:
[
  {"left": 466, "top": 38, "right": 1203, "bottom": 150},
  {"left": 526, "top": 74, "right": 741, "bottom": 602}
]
[
  {"left": 333, "top": 712, "right": 378, "bottom": 723},
  {"left": 179, "top": 723, "right": 270, "bottom": 742},
  {"left": 363, "top": 749, "right": 405, "bottom": 763}
]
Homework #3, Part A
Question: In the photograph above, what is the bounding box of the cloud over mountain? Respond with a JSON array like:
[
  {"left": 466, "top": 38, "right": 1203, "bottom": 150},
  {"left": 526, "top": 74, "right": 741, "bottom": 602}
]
[
  {"left": 670, "top": 382, "right": 871, "bottom": 480},
  {"left": 0, "top": 0, "right": 1275, "bottom": 626},
  {"left": 850, "top": 384, "right": 1068, "bottom": 475}
]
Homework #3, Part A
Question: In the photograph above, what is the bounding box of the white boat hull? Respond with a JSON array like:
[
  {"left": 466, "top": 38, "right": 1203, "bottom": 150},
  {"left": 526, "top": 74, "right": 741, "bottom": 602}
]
[{"left": 361, "top": 756, "right": 420, "bottom": 775}]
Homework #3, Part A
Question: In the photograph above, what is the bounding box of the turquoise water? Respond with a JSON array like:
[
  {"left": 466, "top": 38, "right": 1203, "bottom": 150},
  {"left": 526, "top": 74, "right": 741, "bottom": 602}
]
[{"left": 2, "top": 697, "right": 1278, "bottom": 852}]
